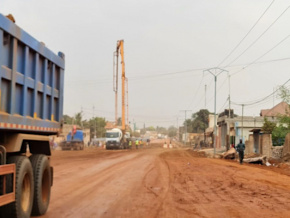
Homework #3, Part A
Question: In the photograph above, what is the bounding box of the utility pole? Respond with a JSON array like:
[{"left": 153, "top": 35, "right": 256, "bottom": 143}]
[
  {"left": 81, "top": 106, "right": 83, "bottom": 129},
  {"left": 242, "top": 104, "right": 244, "bottom": 142},
  {"left": 205, "top": 84, "right": 207, "bottom": 108},
  {"left": 228, "top": 73, "right": 231, "bottom": 118},
  {"left": 204, "top": 67, "right": 228, "bottom": 156},
  {"left": 180, "top": 110, "right": 191, "bottom": 146},
  {"left": 176, "top": 117, "right": 179, "bottom": 141},
  {"left": 93, "top": 106, "right": 96, "bottom": 138}
]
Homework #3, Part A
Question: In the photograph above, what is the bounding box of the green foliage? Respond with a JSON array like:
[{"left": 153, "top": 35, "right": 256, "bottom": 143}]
[
  {"left": 272, "top": 125, "right": 288, "bottom": 146},
  {"left": 74, "top": 112, "right": 83, "bottom": 126},
  {"left": 146, "top": 126, "right": 156, "bottom": 131},
  {"left": 117, "top": 117, "right": 122, "bottom": 126},
  {"left": 262, "top": 117, "right": 276, "bottom": 134},
  {"left": 278, "top": 85, "right": 290, "bottom": 104},
  {"left": 63, "top": 113, "right": 107, "bottom": 138},
  {"left": 183, "top": 109, "right": 210, "bottom": 133},
  {"left": 184, "top": 119, "right": 193, "bottom": 133},
  {"left": 63, "top": 114, "right": 73, "bottom": 124},
  {"left": 86, "top": 117, "right": 107, "bottom": 138},
  {"left": 271, "top": 85, "right": 290, "bottom": 145},
  {"left": 156, "top": 126, "right": 168, "bottom": 135},
  {"left": 168, "top": 126, "right": 177, "bottom": 137}
]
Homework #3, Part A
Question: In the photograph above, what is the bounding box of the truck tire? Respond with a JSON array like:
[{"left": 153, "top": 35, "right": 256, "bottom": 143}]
[
  {"left": 4, "top": 156, "right": 34, "bottom": 218},
  {"left": 29, "top": 154, "right": 51, "bottom": 216}
]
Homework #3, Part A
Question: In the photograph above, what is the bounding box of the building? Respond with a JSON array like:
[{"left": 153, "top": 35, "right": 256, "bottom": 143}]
[
  {"left": 260, "top": 101, "right": 289, "bottom": 117},
  {"left": 217, "top": 102, "right": 288, "bottom": 155},
  {"left": 205, "top": 113, "right": 217, "bottom": 147}
]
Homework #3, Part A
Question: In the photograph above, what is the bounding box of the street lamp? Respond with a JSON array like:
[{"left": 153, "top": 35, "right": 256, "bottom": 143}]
[{"left": 203, "top": 68, "right": 228, "bottom": 156}]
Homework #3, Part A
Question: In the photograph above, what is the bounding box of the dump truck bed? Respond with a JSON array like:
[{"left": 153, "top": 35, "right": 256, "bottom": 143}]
[{"left": 0, "top": 14, "right": 65, "bottom": 135}]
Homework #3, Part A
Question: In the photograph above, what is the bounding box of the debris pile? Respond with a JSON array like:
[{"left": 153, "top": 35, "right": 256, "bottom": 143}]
[
  {"left": 222, "top": 147, "right": 236, "bottom": 159},
  {"left": 243, "top": 156, "right": 267, "bottom": 165}
]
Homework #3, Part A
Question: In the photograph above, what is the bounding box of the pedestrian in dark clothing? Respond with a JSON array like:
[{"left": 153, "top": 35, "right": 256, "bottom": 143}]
[{"left": 236, "top": 139, "right": 245, "bottom": 164}]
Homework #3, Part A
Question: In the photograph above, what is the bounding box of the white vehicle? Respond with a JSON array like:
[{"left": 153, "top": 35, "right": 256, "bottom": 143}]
[{"left": 106, "top": 128, "right": 129, "bottom": 149}]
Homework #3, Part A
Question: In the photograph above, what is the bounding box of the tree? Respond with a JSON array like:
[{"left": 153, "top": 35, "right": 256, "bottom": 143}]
[
  {"left": 156, "top": 126, "right": 167, "bottom": 135},
  {"left": 184, "top": 119, "right": 193, "bottom": 133},
  {"left": 271, "top": 85, "right": 290, "bottom": 145},
  {"left": 88, "top": 117, "right": 106, "bottom": 138},
  {"left": 63, "top": 114, "right": 73, "bottom": 124},
  {"left": 168, "top": 126, "right": 177, "bottom": 137},
  {"left": 191, "top": 109, "right": 210, "bottom": 133},
  {"left": 272, "top": 125, "right": 288, "bottom": 146},
  {"left": 74, "top": 112, "right": 83, "bottom": 127},
  {"left": 279, "top": 85, "right": 290, "bottom": 104},
  {"left": 262, "top": 117, "right": 276, "bottom": 134},
  {"left": 117, "top": 117, "right": 122, "bottom": 126},
  {"left": 146, "top": 126, "right": 156, "bottom": 131}
]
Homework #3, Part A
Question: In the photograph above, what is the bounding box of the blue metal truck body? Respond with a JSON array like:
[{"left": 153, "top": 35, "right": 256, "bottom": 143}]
[
  {"left": 61, "top": 130, "right": 85, "bottom": 150},
  {"left": 0, "top": 14, "right": 65, "bottom": 216},
  {"left": 67, "top": 130, "right": 84, "bottom": 142},
  {"left": 0, "top": 14, "right": 65, "bottom": 135}
]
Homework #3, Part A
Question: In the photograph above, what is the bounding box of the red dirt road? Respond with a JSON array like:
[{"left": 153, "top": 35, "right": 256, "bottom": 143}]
[{"left": 39, "top": 143, "right": 290, "bottom": 218}]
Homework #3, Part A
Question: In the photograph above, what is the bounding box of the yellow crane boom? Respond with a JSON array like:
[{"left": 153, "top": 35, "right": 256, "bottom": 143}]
[{"left": 116, "top": 40, "right": 126, "bottom": 131}]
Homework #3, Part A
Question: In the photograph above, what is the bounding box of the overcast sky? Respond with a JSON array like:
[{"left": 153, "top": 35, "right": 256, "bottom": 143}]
[{"left": 2, "top": 0, "right": 290, "bottom": 128}]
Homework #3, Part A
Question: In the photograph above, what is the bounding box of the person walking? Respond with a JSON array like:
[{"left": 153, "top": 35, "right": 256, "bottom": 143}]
[
  {"left": 129, "top": 140, "right": 132, "bottom": 149},
  {"left": 236, "top": 139, "right": 245, "bottom": 164},
  {"left": 135, "top": 139, "right": 139, "bottom": 149}
]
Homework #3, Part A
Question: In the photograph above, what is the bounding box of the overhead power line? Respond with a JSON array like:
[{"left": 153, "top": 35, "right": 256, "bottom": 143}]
[
  {"left": 231, "top": 78, "right": 290, "bottom": 106},
  {"left": 231, "top": 34, "right": 290, "bottom": 76},
  {"left": 225, "top": 4, "right": 290, "bottom": 67},
  {"left": 218, "top": 0, "right": 275, "bottom": 67}
]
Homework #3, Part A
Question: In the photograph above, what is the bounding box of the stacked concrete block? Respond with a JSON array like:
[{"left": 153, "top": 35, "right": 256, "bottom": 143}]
[{"left": 271, "top": 146, "right": 284, "bottom": 159}]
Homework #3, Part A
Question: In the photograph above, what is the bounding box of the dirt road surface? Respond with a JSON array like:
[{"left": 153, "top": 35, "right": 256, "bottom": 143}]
[{"left": 39, "top": 141, "right": 290, "bottom": 218}]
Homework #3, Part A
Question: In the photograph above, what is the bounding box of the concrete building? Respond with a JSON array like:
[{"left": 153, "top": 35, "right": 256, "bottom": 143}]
[
  {"left": 205, "top": 113, "right": 217, "bottom": 147},
  {"left": 217, "top": 102, "right": 288, "bottom": 156},
  {"left": 217, "top": 115, "right": 270, "bottom": 149}
]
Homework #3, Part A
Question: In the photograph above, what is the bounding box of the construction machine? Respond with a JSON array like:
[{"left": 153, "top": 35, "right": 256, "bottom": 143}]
[{"left": 106, "top": 40, "right": 130, "bottom": 149}]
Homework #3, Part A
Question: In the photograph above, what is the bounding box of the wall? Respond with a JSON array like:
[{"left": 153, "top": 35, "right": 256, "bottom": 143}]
[
  {"left": 282, "top": 133, "right": 290, "bottom": 156},
  {"left": 245, "top": 135, "right": 254, "bottom": 154},
  {"left": 261, "top": 134, "right": 272, "bottom": 158}
]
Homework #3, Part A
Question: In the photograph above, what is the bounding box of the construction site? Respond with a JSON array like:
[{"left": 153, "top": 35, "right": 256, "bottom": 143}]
[
  {"left": 37, "top": 139, "right": 290, "bottom": 218},
  {"left": 1, "top": 1, "right": 290, "bottom": 218}
]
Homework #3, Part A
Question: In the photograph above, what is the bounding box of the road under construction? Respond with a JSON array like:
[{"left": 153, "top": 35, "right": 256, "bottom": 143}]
[{"left": 36, "top": 140, "right": 290, "bottom": 218}]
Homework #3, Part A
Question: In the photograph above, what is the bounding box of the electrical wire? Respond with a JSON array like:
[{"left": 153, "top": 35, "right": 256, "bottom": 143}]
[
  {"left": 217, "top": 0, "right": 275, "bottom": 67},
  {"left": 231, "top": 78, "right": 290, "bottom": 106},
  {"left": 186, "top": 72, "right": 206, "bottom": 109},
  {"left": 225, "top": 4, "right": 290, "bottom": 67},
  {"left": 231, "top": 34, "right": 290, "bottom": 77}
]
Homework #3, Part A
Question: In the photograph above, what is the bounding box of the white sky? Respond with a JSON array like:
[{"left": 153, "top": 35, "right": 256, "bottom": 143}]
[{"left": 2, "top": 0, "right": 290, "bottom": 128}]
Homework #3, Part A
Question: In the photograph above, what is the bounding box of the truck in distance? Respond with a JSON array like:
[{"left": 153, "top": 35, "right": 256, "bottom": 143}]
[
  {"left": 60, "top": 129, "right": 85, "bottom": 150},
  {"left": 105, "top": 128, "right": 130, "bottom": 149}
]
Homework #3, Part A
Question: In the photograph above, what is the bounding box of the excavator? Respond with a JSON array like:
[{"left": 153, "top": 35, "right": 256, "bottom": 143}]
[{"left": 105, "top": 40, "right": 130, "bottom": 149}]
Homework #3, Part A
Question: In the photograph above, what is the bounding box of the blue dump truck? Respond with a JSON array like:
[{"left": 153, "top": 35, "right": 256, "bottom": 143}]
[
  {"left": 60, "top": 129, "right": 85, "bottom": 150},
  {"left": 0, "top": 14, "right": 65, "bottom": 217}
]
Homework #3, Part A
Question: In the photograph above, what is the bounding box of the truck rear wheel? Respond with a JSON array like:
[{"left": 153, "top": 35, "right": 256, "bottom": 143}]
[
  {"left": 29, "top": 154, "right": 51, "bottom": 216},
  {"left": 5, "top": 156, "right": 34, "bottom": 218}
]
